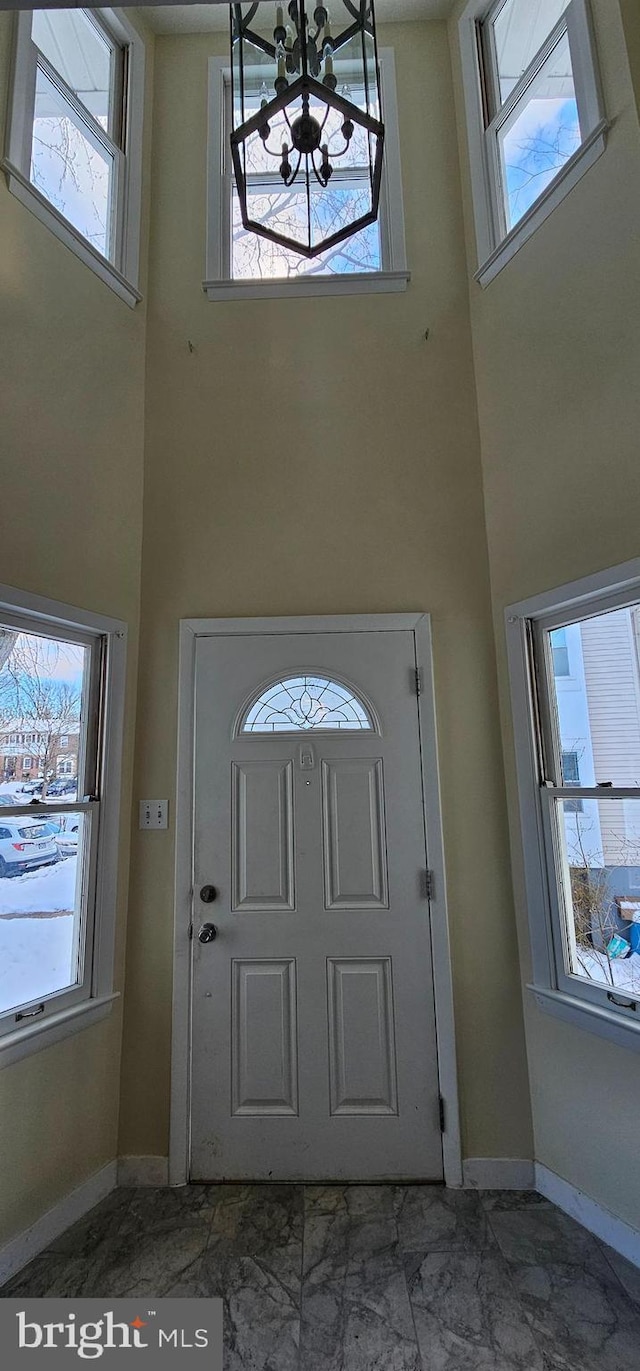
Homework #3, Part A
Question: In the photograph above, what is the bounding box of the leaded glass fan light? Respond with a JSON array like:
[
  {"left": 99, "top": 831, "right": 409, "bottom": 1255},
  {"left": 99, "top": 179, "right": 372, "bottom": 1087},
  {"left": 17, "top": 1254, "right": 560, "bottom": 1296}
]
[
  {"left": 230, "top": 1, "right": 385, "bottom": 258},
  {"left": 241, "top": 675, "right": 373, "bottom": 731}
]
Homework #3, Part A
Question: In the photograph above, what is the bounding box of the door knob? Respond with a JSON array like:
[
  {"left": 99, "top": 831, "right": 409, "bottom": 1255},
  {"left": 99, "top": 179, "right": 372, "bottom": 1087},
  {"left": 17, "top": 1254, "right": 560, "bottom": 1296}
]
[
  {"left": 198, "top": 922, "right": 217, "bottom": 944},
  {"left": 200, "top": 885, "right": 217, "bottom": 903}
]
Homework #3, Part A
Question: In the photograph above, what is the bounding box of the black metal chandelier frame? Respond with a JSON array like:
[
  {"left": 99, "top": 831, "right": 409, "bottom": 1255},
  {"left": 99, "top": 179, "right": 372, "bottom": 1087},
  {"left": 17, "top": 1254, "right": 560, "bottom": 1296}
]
[{"left": 229, "top": 0, "right": 385, "bottom": 259}]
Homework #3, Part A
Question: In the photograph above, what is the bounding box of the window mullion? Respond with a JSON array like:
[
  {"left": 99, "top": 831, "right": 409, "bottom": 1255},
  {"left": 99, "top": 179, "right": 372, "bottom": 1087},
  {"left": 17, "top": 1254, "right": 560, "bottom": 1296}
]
[{"left": 243, "top": 169, "right": 371, "bottom": 189}]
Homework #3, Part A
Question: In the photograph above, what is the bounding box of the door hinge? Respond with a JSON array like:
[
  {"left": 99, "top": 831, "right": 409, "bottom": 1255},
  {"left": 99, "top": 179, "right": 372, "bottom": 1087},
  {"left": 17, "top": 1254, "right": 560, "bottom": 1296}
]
[
  {"left": 188, "top": 923, "right": 194, "bottom": 941},
  {"left": 414, "top": 666, "right": 423, "bottom": 696},
  {"left": 422, "top": 869, "right": 435, "bottom": 901},
  {"left": 438, "top": 1095, "right": 446, "bottom": 1133}
]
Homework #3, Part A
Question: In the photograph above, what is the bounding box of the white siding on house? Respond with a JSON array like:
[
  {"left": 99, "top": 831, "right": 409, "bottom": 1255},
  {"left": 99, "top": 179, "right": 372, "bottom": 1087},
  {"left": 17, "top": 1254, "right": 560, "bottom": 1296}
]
[{"left": 581, "top": 610, "right": 640, "bottom": 864}]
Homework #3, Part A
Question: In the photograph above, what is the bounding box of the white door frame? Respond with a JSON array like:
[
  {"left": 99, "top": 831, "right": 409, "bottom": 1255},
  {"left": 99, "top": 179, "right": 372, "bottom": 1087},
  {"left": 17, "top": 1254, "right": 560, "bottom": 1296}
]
[{"left": 170, "top": 613, "right": 462, "bottom": 1187}]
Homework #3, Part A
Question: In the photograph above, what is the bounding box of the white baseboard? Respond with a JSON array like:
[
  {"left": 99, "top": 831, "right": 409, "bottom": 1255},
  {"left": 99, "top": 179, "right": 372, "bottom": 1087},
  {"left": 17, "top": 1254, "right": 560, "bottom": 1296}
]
[
  {"left": 0, "top": 1160, "right": 117, "bottom": 1288},
  {"left": 463, "top": 1157, "right": 535, "bottom": 1190},
  {"left": 535, "top": 1163, "right": 640, "bottom": 1271},
  {"left": 117, "top": 1156, "right": 169, "bottom": 1187},
  {"left": 4, "top": 1152, "right": 638, "bottom": 1289}
]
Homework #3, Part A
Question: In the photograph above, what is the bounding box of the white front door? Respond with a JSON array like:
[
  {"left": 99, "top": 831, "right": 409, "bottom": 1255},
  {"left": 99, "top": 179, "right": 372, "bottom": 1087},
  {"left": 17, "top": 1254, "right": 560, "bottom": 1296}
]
[{"left": 190, "top": 627, "right": 443, "bottom": 1181}]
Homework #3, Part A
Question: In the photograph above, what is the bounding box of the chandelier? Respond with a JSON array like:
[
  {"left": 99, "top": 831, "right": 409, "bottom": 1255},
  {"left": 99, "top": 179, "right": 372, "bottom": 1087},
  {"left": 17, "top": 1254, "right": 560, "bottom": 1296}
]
[{"left": 230, "top": 2, "right": 384, "bottom": 258}]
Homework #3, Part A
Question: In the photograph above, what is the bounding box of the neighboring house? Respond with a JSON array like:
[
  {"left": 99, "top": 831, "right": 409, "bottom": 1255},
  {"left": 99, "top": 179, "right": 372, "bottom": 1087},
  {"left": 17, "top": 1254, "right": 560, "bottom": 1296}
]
[
  {"left": 555, "top": 609, "right": 640, "bottom": 884},
  {"left": 0, "top": 721, "right": 79, "bottom": 783}
]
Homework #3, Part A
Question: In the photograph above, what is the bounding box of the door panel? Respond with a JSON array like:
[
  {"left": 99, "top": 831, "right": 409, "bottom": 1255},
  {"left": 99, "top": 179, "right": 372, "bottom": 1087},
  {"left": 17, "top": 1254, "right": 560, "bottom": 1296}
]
[
  {"left": 321, "top": 757, "right": 389, "bottom": 909},
  {"left": 231, "top": 760, "right": 295, "bottom": 910},
  {"left": 327, "top": 957, "right": 398, "bottom": 1116},
  {"left": 190, "top": 629, "right": 443, "bottom": 1181},
  {"left": 231, "top": 958, "right": 298, "bottom": 1117}
]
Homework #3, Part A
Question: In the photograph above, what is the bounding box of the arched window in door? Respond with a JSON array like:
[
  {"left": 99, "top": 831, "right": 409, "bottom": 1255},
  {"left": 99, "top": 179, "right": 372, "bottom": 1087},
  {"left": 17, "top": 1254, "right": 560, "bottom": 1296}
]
[{"left": 239, "top": 674, "right": 376, "bottom": 734}]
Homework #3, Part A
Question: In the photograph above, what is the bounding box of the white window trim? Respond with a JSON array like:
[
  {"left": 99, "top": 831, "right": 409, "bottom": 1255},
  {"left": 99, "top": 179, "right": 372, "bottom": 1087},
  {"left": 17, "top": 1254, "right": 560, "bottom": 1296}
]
[
  {"left": 506, "top": 558, "right": 640, "bottom": 1053},
  {"left": 458, "top": 0, "right": 608, "bottom": 287},
  {"left": 203, "top": 48, "right": 410, "bottom": 302},
  {"left": 0, "top": 582, "right": 127, "bottom": 1069},
  {"left": 3, "top": 9, "right": 145, "bottom": 308}
]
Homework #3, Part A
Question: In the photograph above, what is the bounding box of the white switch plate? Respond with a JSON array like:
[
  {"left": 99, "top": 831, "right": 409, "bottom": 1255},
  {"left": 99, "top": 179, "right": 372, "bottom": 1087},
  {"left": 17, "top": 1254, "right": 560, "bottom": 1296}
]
[{"left": 139, "top": 799, "right": 169, "bottom": 830}]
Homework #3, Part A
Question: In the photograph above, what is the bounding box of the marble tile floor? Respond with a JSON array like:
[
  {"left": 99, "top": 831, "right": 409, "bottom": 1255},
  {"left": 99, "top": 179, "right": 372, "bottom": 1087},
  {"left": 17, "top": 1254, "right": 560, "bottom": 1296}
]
[{"left": 3, "top": 1183, "right": 640, "bottom": 1370}]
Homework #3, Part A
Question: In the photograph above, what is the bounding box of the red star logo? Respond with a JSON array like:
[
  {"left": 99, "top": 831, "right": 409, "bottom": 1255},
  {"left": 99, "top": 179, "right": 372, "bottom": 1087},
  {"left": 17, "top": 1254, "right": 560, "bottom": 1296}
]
[{"left": 130, "top": 1317, "right": 147, "bottom": 1330}]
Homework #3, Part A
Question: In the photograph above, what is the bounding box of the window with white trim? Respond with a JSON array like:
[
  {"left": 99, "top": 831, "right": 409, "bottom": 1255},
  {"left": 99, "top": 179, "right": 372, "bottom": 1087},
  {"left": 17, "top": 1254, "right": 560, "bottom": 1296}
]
[
  {"left": 0, "top": 589, "right": 126, "bottom": 1065},
  {"left": 3, "top": 9, "right": 145, "bottom": 307},
  {"left": 507, "top": 563, "right": 640, "bottom": 1047},
  {"left": 458, "top": 0, "right": 606, "bottom": 285},
  {"left": 204, "top": 48, "right": 409, "bottom": 300}
]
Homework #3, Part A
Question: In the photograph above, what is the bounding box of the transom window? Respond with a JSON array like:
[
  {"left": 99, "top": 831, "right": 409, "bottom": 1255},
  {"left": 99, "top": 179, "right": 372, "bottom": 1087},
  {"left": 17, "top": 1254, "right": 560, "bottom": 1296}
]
[
  {"left": 227, "top": 77, "right": 381, "bottom": 281},
  {"left": 241, "top": 675, "right": 373, "bottom": 733},
  {"left": 205, "top": 49, "right": 409, "bottom": 300},
  {"left": 4, "top": 10, "right": 145, "bottom": 306},
  {"left": 458, "top": 0, "right": 606, "bottom": 284},
  {"left": 29, "top": 11, "right": 122, "bottom": 260},
  {"left": 480, "top": 0, "right": 582, "bottom": 233}
]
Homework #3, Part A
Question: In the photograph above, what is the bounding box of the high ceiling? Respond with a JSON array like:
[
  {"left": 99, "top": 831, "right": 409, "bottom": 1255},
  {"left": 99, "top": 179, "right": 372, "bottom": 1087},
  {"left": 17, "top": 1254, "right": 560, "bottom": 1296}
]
[{"left": 143, "top": 0, "right": 454, "bottom": 36}]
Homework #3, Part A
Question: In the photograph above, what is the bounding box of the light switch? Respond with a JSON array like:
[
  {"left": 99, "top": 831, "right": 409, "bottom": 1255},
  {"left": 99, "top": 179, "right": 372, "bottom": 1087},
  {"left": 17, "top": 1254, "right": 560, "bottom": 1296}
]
[{"left": 139, "top": 800, "right": 169, "bottom": 830}]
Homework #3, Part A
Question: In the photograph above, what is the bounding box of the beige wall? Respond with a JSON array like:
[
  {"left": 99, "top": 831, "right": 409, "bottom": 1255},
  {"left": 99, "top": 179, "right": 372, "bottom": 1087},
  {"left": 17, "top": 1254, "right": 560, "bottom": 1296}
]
[
  {"left": 450, "top": 0, "right": 640, "bottom": 1225},
  {"left": 0, "top": 13, "right": 152, "bottom": 1244},
  {"left": 5, "top": 0, "right": 637, "bottom": 1242},
  {"left": 620, "top": 0, "right": 640, "bottom": 117},
  {"left": 119, "top": 20, "right": 533, "bottom": 1166}
]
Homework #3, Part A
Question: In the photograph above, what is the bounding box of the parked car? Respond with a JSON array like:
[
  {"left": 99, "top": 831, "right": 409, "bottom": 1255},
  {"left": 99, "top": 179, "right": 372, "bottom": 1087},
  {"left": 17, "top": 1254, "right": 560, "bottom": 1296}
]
[
  {"left": 0, "top": 795, "right": 18, "bottom": 807},
  {"left": 0, "top": 818, "right": 59, "bottom": 877},
  {"left": 55, "top": 828, "right": 79, "bottom": 859},
  {"left": 57, "top": 780, "right": 77, "bottom": 797},
  {"left": 20, "top": 781, "right": 43, "bottom": 798},
  {"left": 53, "top": 816, "right": 79, "bottom": 859}
]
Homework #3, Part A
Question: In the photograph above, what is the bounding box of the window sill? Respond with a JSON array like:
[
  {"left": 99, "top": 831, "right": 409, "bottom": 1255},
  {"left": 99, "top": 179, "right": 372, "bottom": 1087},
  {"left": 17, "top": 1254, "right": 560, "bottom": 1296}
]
[
  {"left": 0, "top": 992, "right": 119, "bottom": 1069},
  {"left": 475, "top": 120, "right": 609, "bottom": 288},
  {"left": 202, "top": 270, "right": 411, "bottom": 302},
  {"left": 529, "top": 983, "right": 640, "bottom": 1052},
  {"left": 2, "top": 160, "right": 142, "bottom": 309}
]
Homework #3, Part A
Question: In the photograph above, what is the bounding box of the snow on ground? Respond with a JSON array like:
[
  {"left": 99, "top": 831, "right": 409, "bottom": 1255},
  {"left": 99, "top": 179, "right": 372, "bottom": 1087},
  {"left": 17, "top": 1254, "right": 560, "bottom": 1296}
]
[
  {"left": 0, "top": 781, "right": 77, "bottom": 804},
  {"left": 0, "top": 858, "right": 77, "bottom": 916},
  {"left": 0, "top": 859, "right": 77, "bottom": 1014},
  {"left": 0, "top": 914, "right": 75, "bottom": 1014},
  {"left": 576, "top": 948, "right": 640, "bottom": 994}
]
